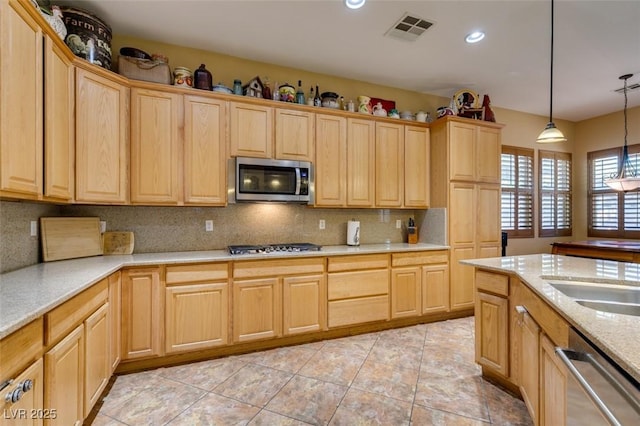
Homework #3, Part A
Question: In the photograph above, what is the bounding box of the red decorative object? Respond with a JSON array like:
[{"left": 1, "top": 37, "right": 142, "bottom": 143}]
[{"left": 482, "top": 95, "right": 496, "bottom": 122}]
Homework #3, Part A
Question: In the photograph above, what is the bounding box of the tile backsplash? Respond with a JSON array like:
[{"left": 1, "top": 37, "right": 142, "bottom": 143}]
[{"left": 1, "top": 201, "right": 443, "bottom": 273}]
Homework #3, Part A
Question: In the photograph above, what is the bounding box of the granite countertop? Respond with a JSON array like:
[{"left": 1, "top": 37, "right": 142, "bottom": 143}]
[
  {"left": 0, "top": 243, "right": 447, "bottom": 339},
  {"left": 461, "top": 254, "right": 640, "bottom": 383}
]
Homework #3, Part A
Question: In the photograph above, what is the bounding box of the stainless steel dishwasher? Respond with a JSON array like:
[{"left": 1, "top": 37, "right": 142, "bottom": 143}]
[{"left": 556, "top": 328, "right": 640, "bottom": 425}]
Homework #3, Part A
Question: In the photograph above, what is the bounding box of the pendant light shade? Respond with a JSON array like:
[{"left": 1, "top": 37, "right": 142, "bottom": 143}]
[
  {"left": 605, "top": 74, "right": 640, "bottom": 192},
  {"left": 536, "top": 0, "right": 566, "bottom": 143}
]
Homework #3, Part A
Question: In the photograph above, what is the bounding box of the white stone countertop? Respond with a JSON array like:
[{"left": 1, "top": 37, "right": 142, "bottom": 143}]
[
  {"left": 462, "top": 254, "right": 640, "bottom": 383},
  {"left": 0, "top": 243, "right": 447, "bottom": 340}
]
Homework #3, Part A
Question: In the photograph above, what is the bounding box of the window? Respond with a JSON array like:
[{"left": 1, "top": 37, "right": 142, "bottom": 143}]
[
  {"left": 501, "top": 146, "right": 534, "bottom": 237},
  {"left": 587, "top": 144, "right": 640, "bottom": 238},
  {"left": 539, "top": 150, "right": 572, "bottom": 237}
]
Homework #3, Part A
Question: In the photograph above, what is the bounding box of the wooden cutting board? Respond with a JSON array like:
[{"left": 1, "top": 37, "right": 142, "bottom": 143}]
[
  {"left": 40, "top": 217, "right": 103, "bottom": 262},
  {"left": 103, "top": 231, "right": 135, "bottom": 255}
]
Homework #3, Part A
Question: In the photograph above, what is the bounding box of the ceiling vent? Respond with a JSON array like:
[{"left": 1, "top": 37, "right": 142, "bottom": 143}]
[{"left": 385, "top": 12, "right": 434, "bottom": 42}]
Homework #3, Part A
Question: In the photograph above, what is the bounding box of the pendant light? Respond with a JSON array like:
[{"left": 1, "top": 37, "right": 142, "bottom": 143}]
[
  {"left": 536, "top": 0, "right": 567, "bottom": 143},
  {"left": 604, "top": 74, "right": 640, "bottom": 192}
]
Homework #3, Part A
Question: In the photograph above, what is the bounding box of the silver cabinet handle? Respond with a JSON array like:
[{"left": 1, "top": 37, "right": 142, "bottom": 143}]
[
  {"left": 515, "top": 305, "right": 527, "bottom": 315},
  {"left": 555, "top": 347, "right": 622, "bottom": 426}
]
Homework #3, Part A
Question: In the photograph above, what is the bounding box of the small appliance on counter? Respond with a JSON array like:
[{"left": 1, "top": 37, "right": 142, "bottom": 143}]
[{"left": 347, "top": 219, "right": 360, "bottom": 246}]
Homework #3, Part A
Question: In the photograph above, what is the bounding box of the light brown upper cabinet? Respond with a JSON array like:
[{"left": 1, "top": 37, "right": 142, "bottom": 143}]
[
  {"left": 315, "top": 113, "right": 347, "bottom": 207},
  {"left": 375, "top": 122, "right": 404, "bottom": 208},
  {"left": 275, "top": 108, "right": 314, "bottom": 161},
  {"left": 229, "top": 101, "right": 273, "bottom": 158},
  {"left": 0, "top": 0, "right": 74, "bottom": 202},
  {"left": 404, "top": 125, "right": 430, "bottom": 208},
  {"left": 347, "top": 118, "right": 375, "bottom": 207},
  {"left": 130, "top": 87, "right": 182, "bottom": 204},
  {"left": 75, "top": 65, "right": 129, "bottom": 204},
  {"left": 448, "top": 120, "right": 501, "bottom": 183}
]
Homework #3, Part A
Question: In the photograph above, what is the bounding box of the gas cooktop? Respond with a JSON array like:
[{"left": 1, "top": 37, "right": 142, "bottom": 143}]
[{"left": 228, "top": 243, "right": 322, "bottom": 255}]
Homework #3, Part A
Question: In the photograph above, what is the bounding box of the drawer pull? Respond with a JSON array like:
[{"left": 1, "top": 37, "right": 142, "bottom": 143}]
[
  {"left": 5, "top": 387, "right": 22, "bottom": 404},
  {"left": 3, "top": 378, "right": 34, "bottom": 404}
]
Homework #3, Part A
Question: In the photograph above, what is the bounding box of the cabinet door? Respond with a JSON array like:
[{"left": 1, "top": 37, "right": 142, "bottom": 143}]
[
  {"left": 44, "top": 35, "right": 74, "bottom": 201},
  {"left": 391, "top": 267, "right": 420, "bottom": 318},
  {"left": 229, "top": 102, "right": 272, "bottom": 158},
  {"left": 283, "top": 275, "right": 326, "bottom": 335},
  {"left": 477, "top": 184, "right": 501, "bottom": 247},
  {"left": 184, "top": 95, "right": 227, "bottom": 205},
  {"left": 233, "top": 278, "right": 281, "bottom": 342},
  {"left": 449, "top": 121, "right": 476, "bottom": 181},
  {"left": 84, "top": 303, "right": 109, "bottom": 417},
  {"left": 404, "top": 125, "right": 430, "bottom": 208},
  {"left": 540, "top": 334, "right": 567, "bottom": 426},
  {"left": 476, "top": 126, "right": 501, "bottom": 183},
  {"left": 315, "top": 114, "right": 347, "bottom": 206},
  {"left": 75, "top": 68, "right": 129, "bottom": 204},
  {"left": 44, "top": 324, "right": 84, "bottom": 426},
  {"left": 376, "top": 122, "right": 404, "bottom": 207},
  {"left": 519, "top": 310, "right": 540, "bottom": 425},
  {"left": 347, "top": 118, "right": 375, "bottom": 207},
  {"left": 0, "top": 358, "right": 43, "bottom": 426},
  {"left": 130, "top": 88, "right": 182, "bottom": 204},
  {"left": 165, "top": 282, "right": 229, "bottom": 353},
  {"left": 0, "top": 0, "right": 42, "bottom": 197},
  {"left": 475, "top": 292, "right": 509, "bottom": 376},
  {"left": 450, "top": 246, "right": 476, "bottom": 310},
  {"left": 449, "top": 182, "right": 476, "bottom": 245},
  {"left": 121, "top": 269, "right": 162, "bottom": 360},
  {"left": 108, "top": 272, "right": 121, "bottom": 373},
  {"left": 422, "top": 264, "right": 449, "bottom": 314},
  {"left": 275, "top": 109, "right": 314, "bottom": 161}
]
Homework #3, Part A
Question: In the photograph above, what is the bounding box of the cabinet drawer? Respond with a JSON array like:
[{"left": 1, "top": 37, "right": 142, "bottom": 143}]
[
  {"left": 233, "top": 257, "right": 324, "bottom": 279},
  {"left": 166, "top": 263, "right": 228, "bottom": 284},
  {"left": 392, "top": 250, "right": 448, "bottom": 267},
  {"left": 328, "top": 295, "right": 389, "bottom": 327},
  {"left": 328, "top": 269, "right": 389, "bottom": 300},
  {"left": 328, "top": 254, "right": 389, "bottom": 272},
  {"left": 476, "top": 270, "right": 509, "bottom": 297},
  {"left": 45, "top": 278, "right": 108, "bottom": 346},
  {"left": 0, "top": 318, "right": 43, "bottom": 380}
]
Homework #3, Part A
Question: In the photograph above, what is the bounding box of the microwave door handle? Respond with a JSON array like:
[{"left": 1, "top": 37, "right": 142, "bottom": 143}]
[
  {"left": 555, "top": 348, "right": 623, "bottom": 426},
  {"left": 295, "top": 168, "right": 301, "bottom": 195}
]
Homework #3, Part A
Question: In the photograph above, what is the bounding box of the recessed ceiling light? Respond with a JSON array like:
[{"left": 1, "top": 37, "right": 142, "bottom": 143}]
[
  {"left": 465, "top": 31, "right": 485, "bottom": 43},
  {"left": 345, "top": 0, "right": 366, "bottom": 10}
]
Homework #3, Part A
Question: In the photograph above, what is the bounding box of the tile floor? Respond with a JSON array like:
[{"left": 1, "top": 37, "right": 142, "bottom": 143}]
[{"left": 90, "top": 317, "right": 532, "bottom": 425}]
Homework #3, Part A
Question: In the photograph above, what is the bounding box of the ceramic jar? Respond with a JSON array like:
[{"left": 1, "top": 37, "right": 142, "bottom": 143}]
[
  {"left": 174, "top": 67, "right": 193, "bottom": 87},
  {"left": 193, "top": 64, "right": 212, "bottom": 90},
  {"left": 357, "top": 96, "right": 371, "bottom": 114},
  {"left": 279, "top": 83, "right": 295, "bottom": 102},
  {"left": 372, "top": 102, "right": 387, "bottom": 117}
]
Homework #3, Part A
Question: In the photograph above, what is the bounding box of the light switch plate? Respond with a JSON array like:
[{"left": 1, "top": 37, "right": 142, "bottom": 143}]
[
  {"left": 319, "top": 219, "right": 326, "bottom": 230},
  {"left": 396, "top": 219, "right": 402, "bottom": 229},
  {"left": 30, "top": 221, "right": 37, "bottom": 237},
  {"left": 205, "top": 220, "right": 214, "bottom": 232}
]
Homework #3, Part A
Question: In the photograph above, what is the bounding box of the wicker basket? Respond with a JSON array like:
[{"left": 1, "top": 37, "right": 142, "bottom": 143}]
[{"left": 117, "top": 56, "right": 171, "bottom": 84}]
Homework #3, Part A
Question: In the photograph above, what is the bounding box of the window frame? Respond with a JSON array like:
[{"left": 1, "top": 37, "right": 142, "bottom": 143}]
[
  {"left": 538, "top": 150, "right": 573, "bottom": 238},
  {"left": 500, "top": 146, "right": 534, "bottom": 238},
  {"left": 587, "top": 144, "right": 640, "bottom": 238}
]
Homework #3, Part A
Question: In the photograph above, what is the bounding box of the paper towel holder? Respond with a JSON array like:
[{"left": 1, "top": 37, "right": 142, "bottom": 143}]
[{"left": 347, "top": 219, "right": 360, "bottom": 246}]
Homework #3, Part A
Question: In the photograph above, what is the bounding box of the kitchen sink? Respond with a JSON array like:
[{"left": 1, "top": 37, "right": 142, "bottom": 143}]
[
  {"left": 548, "top": 281, "right": 640, "bottom": 317},
  {"left": 575, "top": 300, "right": 640, "bottom": 317}
]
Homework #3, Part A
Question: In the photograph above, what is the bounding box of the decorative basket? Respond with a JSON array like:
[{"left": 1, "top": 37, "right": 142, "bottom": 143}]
[{"left": 117, "top": 56, "right": 172, "bottom": 84}]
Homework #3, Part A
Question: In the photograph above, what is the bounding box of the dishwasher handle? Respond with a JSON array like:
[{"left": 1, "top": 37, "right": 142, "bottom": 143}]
[{"left": 556, "top": 347, "right": 623, "bottom": 426}]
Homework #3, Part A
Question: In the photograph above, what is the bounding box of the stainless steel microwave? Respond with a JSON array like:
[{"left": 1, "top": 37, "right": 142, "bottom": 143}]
[{"left": 228, "top": 157, "right": 313, "bottom": 203}]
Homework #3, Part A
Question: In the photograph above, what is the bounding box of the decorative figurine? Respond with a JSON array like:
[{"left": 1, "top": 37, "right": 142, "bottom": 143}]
[{"left": 482, "top": 94, "right": 496, "bottom": 122}]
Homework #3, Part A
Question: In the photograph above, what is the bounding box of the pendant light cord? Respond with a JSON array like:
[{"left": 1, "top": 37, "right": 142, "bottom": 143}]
[
  {"left": 623, "top": 76, "right": 628, "bottom": 149},
  {"left": 549, "top": 0, "right": 555, "bottom": 122}
]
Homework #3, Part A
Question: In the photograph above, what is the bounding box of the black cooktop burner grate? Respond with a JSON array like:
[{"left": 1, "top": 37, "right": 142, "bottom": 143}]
[{"left": 228, "top": 243, "right": 322, "bottom": 255}]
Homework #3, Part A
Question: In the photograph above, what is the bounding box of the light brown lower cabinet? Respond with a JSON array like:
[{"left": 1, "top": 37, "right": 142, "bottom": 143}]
[
  {"left": 0, "top": 358, "right": 44, "bottom": 426},
  {"left": 475, "top": 291, "right": 508, "bottom": 376},
  {"left": 83, "top": 303, "right": 110, "bottom": 416},
  {"left": 390, "top": 267, "right": 421, "bottom": 319},
  {"left": 233, "top": 277, "right": 282, "bottom": 343},
  {"left": 165, "top": 282, "right": 229, "bottom": 353},
  {"left": 540, "top": 334, "right": 568, "bottom": 426},
  {"left": 422, "top": 263, "right": 449, "bottom": 314},
  {"left": 108, "top": 272, "right": 121, "bottom": 373},
  {"left": 283, "top": 274, "right": 326, "bottom": 335},
  {"left": 518, "top": 309, "right": 540, "bottom": 425},
  {"left": 121, "top": 268, "right": 163, "bottom": 360},
  {"left": 44, "top": 324, "right": 84, "bottom": 426}
]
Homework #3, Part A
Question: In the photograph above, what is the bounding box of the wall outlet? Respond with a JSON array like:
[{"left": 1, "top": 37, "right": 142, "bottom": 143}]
[
  {"left": 30, "top": 221, "right": 38, "bottom": 237},
  {"left": 396, "top": 219, "right": 402, "bottom": 229},
  {"left": 100, "top": 221, "right": 107, "bottom": 233},
  {"left": 319, "top": 219, "right": 326, "bottom": 230},
  {"left": 205, "top": 220, "right": 214, "bottom": 232}
]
